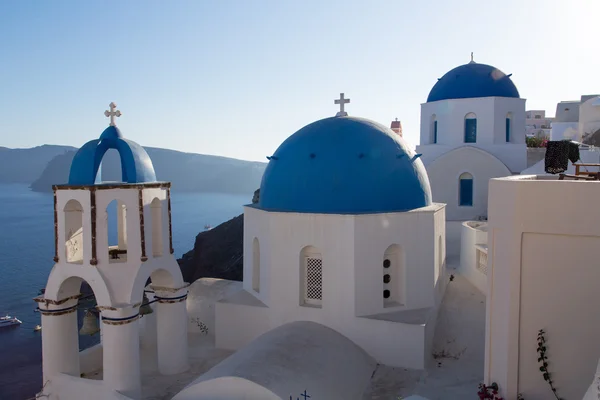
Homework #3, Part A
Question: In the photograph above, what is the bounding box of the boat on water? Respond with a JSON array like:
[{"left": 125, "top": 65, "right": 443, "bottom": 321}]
[
  {"left": 0, "top": 315, "right": 22, "bottom": 328},
  {"left": 34, "top": 325, "right": 42, "bottom": 332}
]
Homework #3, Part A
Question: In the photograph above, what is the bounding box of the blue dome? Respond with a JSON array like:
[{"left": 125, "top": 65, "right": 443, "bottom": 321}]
[
  {"left": 68, "top": 126, "right": 157, "bottom": 185},
  {"left": 258, "top": 116, "right": 433, "bottom": 214},
  {"left": 427, "top": 62, "right": 520, "bottom": 103}
]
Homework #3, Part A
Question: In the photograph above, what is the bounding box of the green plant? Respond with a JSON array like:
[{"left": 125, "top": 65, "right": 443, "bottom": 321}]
[{"left": 537, "top": 329, "right": 563, "bottom": 400}]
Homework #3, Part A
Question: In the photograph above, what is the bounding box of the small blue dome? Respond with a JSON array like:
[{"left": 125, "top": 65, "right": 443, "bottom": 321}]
[
  {"left": 427, "top": 62, "right": 520, "bottom": 103},
  {"left": 68, "top": 126, "right": 157, "bottom": 185},
  {"left": 258, "top": 116, "right": 433, "bottom": 214}
]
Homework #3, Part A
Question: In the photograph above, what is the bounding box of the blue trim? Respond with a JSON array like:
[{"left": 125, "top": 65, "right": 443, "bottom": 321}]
[
  {"left": 465, "top": 118, "right": 477, "bottom": 143},
  {"left": 459, "top": 178, "right": 473, "bottom": 207},
  {"left": 154, "top": 293, "right": 188, "bottom": 301},
  {"left": 37, "top": 305, "right": 77, "bottom": 313},
  {"left": 101, "top": 313, "right": 139, "bottom": 322}
]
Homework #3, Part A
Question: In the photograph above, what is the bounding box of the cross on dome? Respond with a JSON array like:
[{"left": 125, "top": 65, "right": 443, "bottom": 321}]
[
  {"left": 104, "top": 102, "right": 122, "bottom": 126},
  {"left": 334, "top": 93, "right": 350, "bottom": 117},
  {"left": 469, "top": 52, "right": 475, "bottom": 64}
]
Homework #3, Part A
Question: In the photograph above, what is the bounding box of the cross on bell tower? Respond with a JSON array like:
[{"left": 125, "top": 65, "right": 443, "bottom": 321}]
[
  {"left": 334, "top": 93, "right": 350, "bottom": 117},
  {"left": 104, "top": 102, "right": 122, "bottom": 126}
]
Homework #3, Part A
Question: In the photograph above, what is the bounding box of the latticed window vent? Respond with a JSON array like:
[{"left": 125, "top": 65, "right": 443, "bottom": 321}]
[{"left": 305, "top": 257, "right": 323, "bottom": 303}]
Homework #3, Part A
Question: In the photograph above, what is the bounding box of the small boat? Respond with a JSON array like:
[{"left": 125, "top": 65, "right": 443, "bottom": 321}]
[
  {"left": 204, "top": 224, "right": 212, "bottom": 230},
  {"left": 0, "top": 315, "right": 22, "bottom": 328},
  {"left": 34, "top": 325, "right": 42, "bottom": 332}
]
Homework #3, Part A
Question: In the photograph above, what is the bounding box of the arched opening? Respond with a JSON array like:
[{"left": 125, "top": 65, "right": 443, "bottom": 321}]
[
  {"left": 252, "top": 237, "right": 260, "bottom": 293},
  {"left": 383, "top": 244, "right": 405, "bottom": 307},
  {"left": 464, "top": 113, "right": 477, "bottom": 143},
  {"left": 99, "top": 149, "right": 123, "bottom": 182},
  {"left": 106, "top": 199, "right": 127, "bottom": 263},
  {"left": 64, "top": 199, "right": 84, "bottom": 264},
  {"left": 505, "top": 112, "right": 512, "bottom": 142},
  {"left": 459, "top": 172, "right": 474, "bottom": 207},
  {"left": 151, "top": 198, "right": 163, "bottom": 257},
  {"left": 430, "top": 114, "right": 438, "bottom": 144},
  {"left": 299, "top": 246, "right": 322, "bottom": 308}
]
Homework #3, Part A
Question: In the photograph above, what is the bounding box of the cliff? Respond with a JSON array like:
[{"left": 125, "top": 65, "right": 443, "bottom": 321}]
[
  {"left": 0, "top": 144, "right": 75, "bottom": 184},
  {"left": 177, "top": 188, "right": 259, "bottom": 283}
]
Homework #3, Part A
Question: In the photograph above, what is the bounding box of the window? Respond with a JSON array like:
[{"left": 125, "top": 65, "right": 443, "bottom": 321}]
[
  {"left": 150, "top": 198, "right": 163, "bottom": 257},
  {"left": 383, "top": 244, "right": 405, "bottom": 307},
  {"left": 300, "top": 247, "right": 322, "bottom": 307},
  {"left": 433, "top": 120, "right": 438, "bottom": 144},
  {"left": 535, "top": 115, "right": 541, "bottom": 119},
  {"left": 252, "top": 237, "right": 260, "bottom": 293},
  {"left": 64, "top": 199, "right": 84, "bottom": 264},
  {"left": 459, "top": 173, "right": 474, "bottom": 207},
  {"left": 430, "top": 114, "right": 438, "bottom": 144},
  {"left": 505, "top": 113, "right": 512, "bottom": 143},
  {"left": 107, "top": 199, "right": 127, "bottom": 263},
  {"left": 464, "top": 113, "right": 477, "bottom": 143}
]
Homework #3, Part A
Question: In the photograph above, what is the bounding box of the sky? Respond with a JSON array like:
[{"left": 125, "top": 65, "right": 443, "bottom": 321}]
[{"left": 0, "top": 0, "right": 598, "bottom": 162}]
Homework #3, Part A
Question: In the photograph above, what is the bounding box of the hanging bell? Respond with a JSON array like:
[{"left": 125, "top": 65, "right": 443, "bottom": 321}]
[
  {"left": 79, "top": 309, "right": 100, "bottom": 336},
  {"left": 139, "top": 292, "right": 154, "bottom": 316}
]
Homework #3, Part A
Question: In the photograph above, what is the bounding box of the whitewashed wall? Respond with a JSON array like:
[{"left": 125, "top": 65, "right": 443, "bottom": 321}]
[
  {"left": 425, "top": 146, "right": 511, "bottom": 221},
  {"left": 485, "top": 175, "right": 600, "bottom": 399},
  {"left": 417, "top": 97, "right": 527, "bottom": 173},
  {"left": 217, "top": 204, "right": 446, "bottom": 369},
  {"left": 459, "top": 221, "right": 487, "bottom": 294}
]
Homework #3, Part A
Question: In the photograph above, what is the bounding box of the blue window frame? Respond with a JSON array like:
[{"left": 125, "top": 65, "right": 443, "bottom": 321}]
[
  {"left": 433, "top": 120, "right": 438, "bottom": 144},
  {"left": 459, "top": 173, "right": 473, "bottom": 206},
  {"left": 465, "top": 118, "right": 477, "bottom": 143},
  {"left": 505, "top": 118, "right": 511, "bottom": 142}
]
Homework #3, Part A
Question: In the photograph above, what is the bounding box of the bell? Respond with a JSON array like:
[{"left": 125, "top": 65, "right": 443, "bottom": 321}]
[
  {"left": 139, "top": 293, "right": 154, "bottom": 316},
  {"left": 79, "top": 310, "right": 100, "bottom": 336}
]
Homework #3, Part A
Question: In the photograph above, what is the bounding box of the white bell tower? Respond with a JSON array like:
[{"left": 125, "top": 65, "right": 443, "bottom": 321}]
[{"left": 35, "top": 103, "right": 189, "bottom": 400}]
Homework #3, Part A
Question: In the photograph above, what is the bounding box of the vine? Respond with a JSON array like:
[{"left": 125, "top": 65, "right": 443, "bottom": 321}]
[
  {"left": 477, "top": 382, "right": 525, "bottom": 400},
  {"left": 537, "top": 329, "right": 563, "bottom": 400}
]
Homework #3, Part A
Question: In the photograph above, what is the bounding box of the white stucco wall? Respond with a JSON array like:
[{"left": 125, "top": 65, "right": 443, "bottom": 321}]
[
  {"left": 425, "top": 146, "right": 511, "bottom": 221},
  {"left": 44, "top": 373, "right": 133, "bottom": 400},
  {"left": 417, "top": 96, "right": 527, "bottom": 173},
  {"left": 216, "top": 204, "right": 447, "bottom": 370},
  {"left": 485, "top": 175, "right": 600, "bottom": 399},
  {"left": 186, "top": 278, "right": 242, "bottom": 336},
  {"left": 458, "top": 221, "right": 487, "bottom": 294},
  {"left": 580, "top": 96, "right": 600, "bottom": 140},
  {"left": 550, "top": 121, "right": 580, "bottom": 141},
  {"left": 174, "top": 321, "right": 376, "bottom": 400}
]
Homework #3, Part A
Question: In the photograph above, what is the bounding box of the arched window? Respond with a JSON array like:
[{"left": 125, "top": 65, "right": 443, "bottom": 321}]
[
  {"left": 107, "top": 199, "right": 127, "bottom": 263},
  {"left": 430, "top": 114, "right": 438, "bottom": 144},
  {"left": 459, "top": 173, "right": 474, "bottom": 207},
  {"left": 252, "top": 237, "right": 260, "bottom": 293},
  {"left": 300, "top": 246, "right": 322, "bottom": 308},
  {"left": 505, "top": 113, "right": 512, "bottom": 142},
  {"left": 464, "top": 113, "right": 477, "bottom": 143},
  {"left": 64, "top": 199, "right": 84, "bottom": 264},
  {"left": 150, "top": 198, "right": 163, "bottom": 257},
  {"left": 383, "top": 244, "right": 405, "bottom": 307}
]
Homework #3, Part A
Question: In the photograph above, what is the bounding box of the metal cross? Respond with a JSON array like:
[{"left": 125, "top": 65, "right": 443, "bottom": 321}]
[
  {"left": 334, "top": 93, "right": 350, "bottom": 117},
  {"left": 104, "top": 102, "right": 122, "bottom": 126}
]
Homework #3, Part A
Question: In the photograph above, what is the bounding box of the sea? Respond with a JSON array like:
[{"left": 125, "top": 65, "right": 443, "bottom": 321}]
[{"left": 0, "top": 183, "right": 250, "bottom": 400}]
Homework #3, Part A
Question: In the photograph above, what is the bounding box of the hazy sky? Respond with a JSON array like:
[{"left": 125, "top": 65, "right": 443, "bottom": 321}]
[{"left": 0, "top": 0, "right": 598, "bottom": 161}]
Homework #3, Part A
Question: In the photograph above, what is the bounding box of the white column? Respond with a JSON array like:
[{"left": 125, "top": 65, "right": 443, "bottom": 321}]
[
  {"left": 156, "top": 290, "right": 189, "bottom": 375},
  {"left": 102, "top": 309, "right": 141, "bottom": 399},
  {"left": 41, "top": 305, "right": 80, "bottom": 384}
]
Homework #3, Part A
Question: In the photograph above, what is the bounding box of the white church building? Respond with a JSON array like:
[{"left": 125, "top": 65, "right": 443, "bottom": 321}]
[{"left": 416, "top": 56, "right": 527, "bottom": 221}]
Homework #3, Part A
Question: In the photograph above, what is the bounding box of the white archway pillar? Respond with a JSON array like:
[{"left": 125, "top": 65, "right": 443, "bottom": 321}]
[
  {"left": 101, "top": 307, "right": 141, "bottom": 400},
  {"left": 38, "top": 299, "right": 80, "bottom": 385},
  {"left": 155, "top": 288, "right": 189, "bottom": 375}
]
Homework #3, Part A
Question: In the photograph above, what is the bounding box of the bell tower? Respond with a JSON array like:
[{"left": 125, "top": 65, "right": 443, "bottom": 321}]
[{"left": 35, "top": 103, "right": 189, "bottom": 400}]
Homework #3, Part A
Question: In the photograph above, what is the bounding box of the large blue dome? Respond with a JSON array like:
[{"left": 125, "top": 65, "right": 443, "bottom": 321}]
[
  {"left": 427, "top": 62, "right": 520, "bottom": 103},
  {"left": 258, "top": 116, "right": 433, "bottom": 214}
]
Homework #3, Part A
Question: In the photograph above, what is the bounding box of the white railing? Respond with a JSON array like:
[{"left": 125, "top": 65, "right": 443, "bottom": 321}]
[{"left": 475, "top": 244, "right": 488, "bottom": 276}]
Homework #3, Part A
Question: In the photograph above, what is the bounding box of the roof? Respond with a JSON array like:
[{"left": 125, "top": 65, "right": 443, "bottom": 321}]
[
  {"left": 68, "top": 126, "right": 157, "bottom": 185},
  {"left": 258, "top": 116, "right": 433, "bottom": 214},
  {"left": 427, "top": 62, "right": 520, "bottom": 103}
]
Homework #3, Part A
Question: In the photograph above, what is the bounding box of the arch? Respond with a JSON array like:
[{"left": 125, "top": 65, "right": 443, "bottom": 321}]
[
  {"left": 128, "top": 264, "right": 185, "bottom": 304},
  {"left": 99, "top": 148, "right": 123, "bottom": 182},
  {"left": 106, "top": 199, "right": 127, "bottom": 263},
  {"left": 430, "top": 114, "right": 438, "bottom": 144},
  {"left": 45, "top": 271, "right": 112, "bottom": 307},
  {"left": 150, "top": 198, "right": 163, "bottom": 257},
  {"left": 299, "top": 246, "right": 322, "bottom": 307},
  {"left": 64, "top": 199, "right": 84, "bottom": 264},
  {"left": 252, "top": 237, "right": 260, "bottom": 293},
  {"left": 459, "top": 172, "right": 474, "bottom": 207},
  {"left": 464, "top": 112, "right": 477, "bottom": 143},
  {"left": 383, "top": 244, "right": 405, "bottom": 307},
  {"left": 505, "top": 112, "right": 512, "bottom": 142}
]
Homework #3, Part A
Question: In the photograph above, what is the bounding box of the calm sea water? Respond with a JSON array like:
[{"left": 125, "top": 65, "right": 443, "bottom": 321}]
[{"left": 0, "top": 183, "right": 249, "bottom": 399}]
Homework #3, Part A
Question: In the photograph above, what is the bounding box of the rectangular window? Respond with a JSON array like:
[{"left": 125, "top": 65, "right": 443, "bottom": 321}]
[
  {"left": 459, "top": 179, "right": 473, "bottom": 206},
  {"left": 464, "top": 119, "right": 477, "bottom": 143},
  {"left": 433, "top": 120, "right": 438, "bottom": 144},
  {"left": 304, "top": 257, "right": 322, "bottom": 306},
  {"left": 505, "top": 118, "right": 511, "bottom": 142}
]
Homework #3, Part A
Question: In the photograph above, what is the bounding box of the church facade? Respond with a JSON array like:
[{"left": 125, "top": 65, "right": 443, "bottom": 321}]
[{"left": 416, "top": 57, "right": 527, "bottom": 220}]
